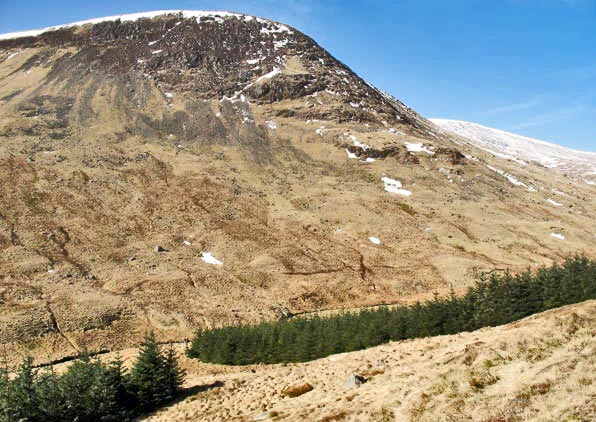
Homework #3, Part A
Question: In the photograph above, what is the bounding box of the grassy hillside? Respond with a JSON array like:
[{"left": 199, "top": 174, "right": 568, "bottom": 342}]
[{"left": 188, "top": 256, "right": 596, "bottom": 364}]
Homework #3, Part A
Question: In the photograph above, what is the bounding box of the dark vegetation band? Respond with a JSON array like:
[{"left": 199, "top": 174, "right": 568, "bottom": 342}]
[
  {"left": 0, "top": 333, "right": 185, "bottom": 422},
  {"left": 187, "top": 255, "right": 596, "bottom": 365}
]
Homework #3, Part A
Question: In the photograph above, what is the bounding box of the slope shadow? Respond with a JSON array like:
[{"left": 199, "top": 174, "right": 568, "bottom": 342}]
[
  {"left": 139, "top": 381, "right": 225, "bottom": 419},
  {"left": 177, "top": 380, "right": 225, "bottom": 401}
]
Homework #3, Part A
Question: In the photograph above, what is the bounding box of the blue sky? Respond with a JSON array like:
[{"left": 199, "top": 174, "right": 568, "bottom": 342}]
[{"left": 1, "top": 0, "right": 594, "bottom": 151}]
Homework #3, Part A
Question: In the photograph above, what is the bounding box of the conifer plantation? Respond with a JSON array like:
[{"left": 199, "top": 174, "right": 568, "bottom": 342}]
[
  {"left": 0, "top": 333, "right": 185, "bottom": 422},
  {"left": 188, "top": 255, "right": 596, "bottom": 365}
]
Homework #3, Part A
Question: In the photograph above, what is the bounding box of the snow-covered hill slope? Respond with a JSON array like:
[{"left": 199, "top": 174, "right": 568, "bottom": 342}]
[
  {"left": 0, "top": 10, "right": 291, "bottom": 40},
  {"left": 431, "top": 119, "right": 596, "bottom": 185}
]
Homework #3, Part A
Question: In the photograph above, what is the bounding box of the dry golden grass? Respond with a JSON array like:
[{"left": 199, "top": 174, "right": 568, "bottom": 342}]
[{"left": 138, "top": 300, "right": 596, "bottom": 422}]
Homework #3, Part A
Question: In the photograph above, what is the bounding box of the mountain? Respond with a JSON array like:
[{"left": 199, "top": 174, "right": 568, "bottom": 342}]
[
  {"left": 431, "top": 118, "right": 596, "bottom": 184},
  {"left": 0, "top": 11, "right": 594, "bottom": 364}
]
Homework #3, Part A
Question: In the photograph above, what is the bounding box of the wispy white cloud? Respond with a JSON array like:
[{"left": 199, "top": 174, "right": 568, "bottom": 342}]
[
  {"left": 511, "top": 105, "right": 585, "bottom": 129},
  {"left": 480, "top": 98, "right": 542, "bottom": 116}
]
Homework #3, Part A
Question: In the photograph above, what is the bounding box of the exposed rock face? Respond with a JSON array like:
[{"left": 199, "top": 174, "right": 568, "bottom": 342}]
[
  {"left": 0, "top": 11, "right": 429, "bottom": 129},
  {"left": 0, "top": 11, "right": 594, "bottom": 364}
]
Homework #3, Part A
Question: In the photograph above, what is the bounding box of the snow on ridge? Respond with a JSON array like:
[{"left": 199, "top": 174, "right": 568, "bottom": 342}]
[
  {"left": 431, "top": 118, "right": 596, "bottom": 154},
  {"left": 0, "top": 10, "right": 293, "bottom": 40},
  {"left": 431, "top": 118, "right": 596, "bottom": 179}
]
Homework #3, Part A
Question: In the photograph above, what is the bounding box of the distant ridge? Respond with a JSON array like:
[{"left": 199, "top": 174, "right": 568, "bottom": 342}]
[{"left": 431, "top": 118, "right": 596, "bottom": 184}]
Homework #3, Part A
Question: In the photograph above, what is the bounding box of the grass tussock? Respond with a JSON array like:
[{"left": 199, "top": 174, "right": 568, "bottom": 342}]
[{"left": 281, "top": 382, "right": 314, "bottom": 398}]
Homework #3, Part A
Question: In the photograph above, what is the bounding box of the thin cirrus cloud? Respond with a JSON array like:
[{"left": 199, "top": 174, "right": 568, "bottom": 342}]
[
  {"left": 480, "top": 98, "right": 542, "bottom": 116},
  {"left": 511, "top": 105, "right": 585, "bottom": 129}
]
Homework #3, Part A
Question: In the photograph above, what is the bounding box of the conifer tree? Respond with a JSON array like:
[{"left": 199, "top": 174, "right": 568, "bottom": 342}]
[
  {"left": 129, "top": 332, "right": 168, "bottom": 411},
  {"left": 0, "top": 360, "right": 10, "bottom": 422},
  {"left": 35, "top": 367, "right": 65, "bottom": 422},
  {"left": 7, "top": 356, "right": 40, "bottom": 421},
  {"left": 162, "top": 346, "right": 186, "bottom": 401}
]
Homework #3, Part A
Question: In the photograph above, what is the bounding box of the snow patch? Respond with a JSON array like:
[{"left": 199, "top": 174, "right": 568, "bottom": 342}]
[
  {"left": 201, "top": 252, "right": 223, "bottom": 265},
  {"left": 382, "top": 177, "right": 412, "bottom": 196},
  {"left": 266, "top": 120, "right": 277, "bottom": 130},
  {"left": 463, "top": 154, "right": 479, "bottom": 161},
  {"left": 6, "top": 51, "right": 20, "bottom": 60},
  {"left": 368, "top": 237, "right": 381, "bottom": 245},
  {"left": 388, "top": 128, "right": 405, "bottom": 135},
  {"left": 405, "top": 142, "right": 434, "bottom": 155},
  {"left": 240, "top": 108, "right": 252, "bottom": 124},
  {"left": 550, "top": 233, "right": 565, "bottom": 240},
  {"left": 547, "top": 198, "right": 562, "bottom": 207},
  {"left": 345, "top": 134, "right": 370, "bottom": 151},
  {"left": 273, "top": 39, "right": 288, "bottom": 50},
  {"left": 256, "top": 67, "right": 281, "bottom": 82},
  {"left": 486, "top": 165, "right": 526, "bottom": 187},
  {"left": 345, "top": 149, "right": 358, "bottom": 159}
]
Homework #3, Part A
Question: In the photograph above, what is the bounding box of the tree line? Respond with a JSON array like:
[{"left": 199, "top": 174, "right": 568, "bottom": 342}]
[
  {"left": 0, "top": 333, "right": 185, "bottom": 422},
  {"left": 188, "top": 255, "right": 596, "bottom": 365}
]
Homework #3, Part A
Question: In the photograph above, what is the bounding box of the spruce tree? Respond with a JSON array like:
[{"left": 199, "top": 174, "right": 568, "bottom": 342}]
[
  {"left": 161, "top": 346, "right": 186, "bottom": 401},
  {"left": 0, "top": 360, "right": 10, "bottom": 422},
  {"left": 129, "top": 332, "right": 168, "bottom": 411},
  {"left": 35, "top": 368, "right": 65, "bottom": 422},
  {"left": 7, "top": 356, "right": 40, "bottom": 421}
]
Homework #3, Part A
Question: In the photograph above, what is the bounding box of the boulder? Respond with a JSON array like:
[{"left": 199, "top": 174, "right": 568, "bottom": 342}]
[{"left": 343, "top": 373, "right": 367, "bottom": 389}]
